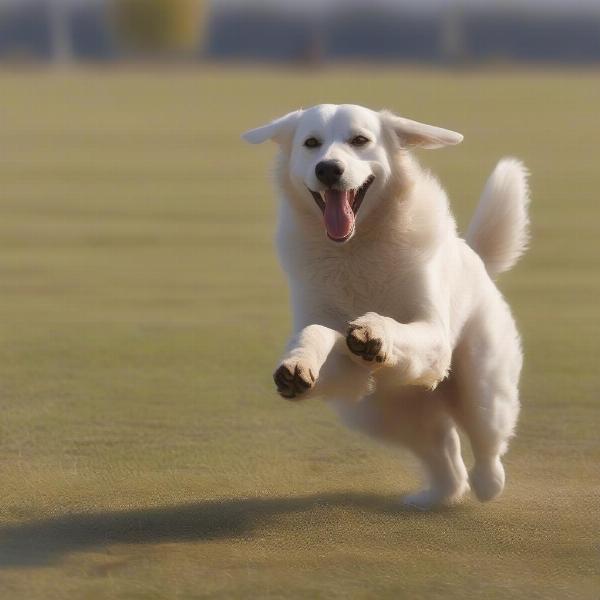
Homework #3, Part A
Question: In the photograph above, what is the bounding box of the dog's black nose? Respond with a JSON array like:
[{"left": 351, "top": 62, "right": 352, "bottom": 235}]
[{"left": 315, "top": 160, "right": 345, "bottom": 187}]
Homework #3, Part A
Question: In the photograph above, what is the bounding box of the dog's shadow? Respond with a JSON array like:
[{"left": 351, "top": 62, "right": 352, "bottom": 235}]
[{"left": 0, "top": 491, "right": 454, "bottom": 568}]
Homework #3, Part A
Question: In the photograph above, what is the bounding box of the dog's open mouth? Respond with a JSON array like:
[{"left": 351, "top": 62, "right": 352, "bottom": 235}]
[{"left": 310, "top": 175, "right": 375, "bottom": 242}]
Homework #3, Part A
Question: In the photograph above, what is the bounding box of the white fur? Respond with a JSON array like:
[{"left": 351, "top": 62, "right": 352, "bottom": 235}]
[
  {"left": 244, "top": 104, "right": 530, "bottom": 509},
  {"left": 466, "top": 158, "right": 531, "bottom": 277}
]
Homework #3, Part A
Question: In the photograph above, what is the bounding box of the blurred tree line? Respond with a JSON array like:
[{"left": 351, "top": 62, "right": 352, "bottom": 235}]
[{"left": 2, "top": 1, "right": 600, "bottom": 64}]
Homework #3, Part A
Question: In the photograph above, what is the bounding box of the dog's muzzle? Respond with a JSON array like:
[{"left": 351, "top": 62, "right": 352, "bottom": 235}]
[{"left": 310, "top": 175, "right": 375, "bottom": 242}]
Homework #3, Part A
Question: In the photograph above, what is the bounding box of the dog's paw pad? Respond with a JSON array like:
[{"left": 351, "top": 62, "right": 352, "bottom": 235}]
[
  {"left": 273, "top": 361, "right": 316, "bottom": 400},
  {"left": 346, "top": 324, "right": 387, "bottom": 363}
]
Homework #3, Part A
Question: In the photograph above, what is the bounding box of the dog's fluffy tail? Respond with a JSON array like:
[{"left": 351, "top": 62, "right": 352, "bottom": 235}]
[{"left": 466, "top": 158, "right": 531, "bottom": 278}]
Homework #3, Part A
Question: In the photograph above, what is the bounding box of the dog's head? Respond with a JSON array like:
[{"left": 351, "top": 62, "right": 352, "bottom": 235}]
[{"left": 243, "top": 104, "right": 462, "bottom": 243}]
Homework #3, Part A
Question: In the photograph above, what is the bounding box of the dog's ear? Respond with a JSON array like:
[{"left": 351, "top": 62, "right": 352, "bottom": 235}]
[
  {"left": 381, "top": 110, "right": 463, "bottom": 150},
  {"left": 242, "top": 110, "right": 303, "bottom": 145}
]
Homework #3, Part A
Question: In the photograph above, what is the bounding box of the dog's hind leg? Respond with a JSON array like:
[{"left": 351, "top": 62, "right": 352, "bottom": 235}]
[
  {"left": 393, "top": 393, "right": 469, "bottom": 509},
  {"left": 453, "top": 382, "right": 520, "bottom": 502},
  {"left": 450, "top": 316, "right": 522, "bottom": 502},
  {"left": 332, "top": 385, "right": 469, "bottom": 510},
  {"left": 403, "top": 425, "right": 470, "bottom": 510}
]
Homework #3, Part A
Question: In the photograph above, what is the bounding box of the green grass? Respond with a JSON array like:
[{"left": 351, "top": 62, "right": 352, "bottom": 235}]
[{"left": 0, "top": 67, "right": 598, "bottom": 599}]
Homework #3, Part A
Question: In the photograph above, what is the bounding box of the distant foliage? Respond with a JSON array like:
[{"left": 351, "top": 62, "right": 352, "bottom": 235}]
[{"left": 113, "top": 0, "right": 204, "bottom": 53}]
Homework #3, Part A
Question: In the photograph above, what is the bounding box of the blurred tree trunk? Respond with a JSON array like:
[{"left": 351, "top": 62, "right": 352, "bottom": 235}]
[
  {"left": 49, "top": 0, "right": 73, "bottom": 64},
  {"left": 441, "top": 4, "right": 467, "bottom": 64},
  {"left": 303, "top": 19, "right": 325, "bottom": 66}
]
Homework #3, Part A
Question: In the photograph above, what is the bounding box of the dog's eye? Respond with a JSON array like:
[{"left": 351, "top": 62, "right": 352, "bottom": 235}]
[
  {"left": 350, "top": 135, "right": 370, "bottom": 147},
  {"left": 304, "top": 137, "right": 322, "bottom": 148}
]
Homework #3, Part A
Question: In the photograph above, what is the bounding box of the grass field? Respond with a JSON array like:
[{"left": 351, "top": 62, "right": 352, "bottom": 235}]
[{"left": 0, "top": 67, "right": 598, "bottom": 599}]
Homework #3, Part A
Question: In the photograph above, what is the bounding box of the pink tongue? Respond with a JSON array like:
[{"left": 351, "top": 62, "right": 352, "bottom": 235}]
[{"left": 324, "top": 190, "right": 355, "bottom": 240}]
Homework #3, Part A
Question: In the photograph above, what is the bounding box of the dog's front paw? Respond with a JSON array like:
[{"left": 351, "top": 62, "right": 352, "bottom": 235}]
[
  {"left": 346, "top": 313, "right": 391, "bottom": 364},
  {"left": 273, "top": 358, "right": 317, "bottom": 400}
]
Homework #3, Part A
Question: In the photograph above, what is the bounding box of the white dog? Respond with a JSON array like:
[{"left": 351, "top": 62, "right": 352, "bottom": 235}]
[{"left": 243, "top": 104, "right": 530, "bottom": 509}]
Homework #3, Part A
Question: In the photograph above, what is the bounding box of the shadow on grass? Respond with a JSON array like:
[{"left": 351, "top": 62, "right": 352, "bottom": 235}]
[{"left": 0, "top": 491, "right": 458, "bottom": 568}]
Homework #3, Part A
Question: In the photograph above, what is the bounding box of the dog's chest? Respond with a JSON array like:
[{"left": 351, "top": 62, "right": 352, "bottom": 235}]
[{"left": 289, "top": 243, "right": 423, "bottom": 325}]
